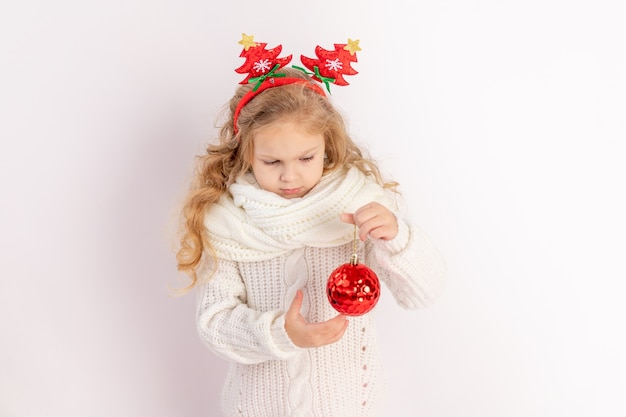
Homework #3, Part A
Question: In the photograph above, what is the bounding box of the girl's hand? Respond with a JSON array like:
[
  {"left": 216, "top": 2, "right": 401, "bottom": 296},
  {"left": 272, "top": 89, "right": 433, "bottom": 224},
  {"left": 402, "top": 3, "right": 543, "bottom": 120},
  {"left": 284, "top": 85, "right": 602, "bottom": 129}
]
[
  {"left": 341, "top": 202, "right": 398, "bottom": 241},
  {"left": 285, "top": 290, "right": 348, "bottom": 348}
]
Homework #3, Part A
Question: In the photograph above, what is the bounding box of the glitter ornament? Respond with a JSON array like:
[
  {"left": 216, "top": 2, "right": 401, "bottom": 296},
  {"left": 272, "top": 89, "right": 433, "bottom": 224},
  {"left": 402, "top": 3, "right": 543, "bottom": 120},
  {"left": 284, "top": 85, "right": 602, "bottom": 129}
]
[{"left": 327, "top": 225, "right": 381, "bottom": 316}]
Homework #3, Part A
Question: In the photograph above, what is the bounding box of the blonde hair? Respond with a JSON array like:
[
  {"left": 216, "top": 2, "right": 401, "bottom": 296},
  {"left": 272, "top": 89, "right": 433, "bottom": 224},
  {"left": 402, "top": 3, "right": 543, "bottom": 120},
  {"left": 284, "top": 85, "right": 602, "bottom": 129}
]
[{"left": 175, "top": 68, "right": 396, "bottom": 292}]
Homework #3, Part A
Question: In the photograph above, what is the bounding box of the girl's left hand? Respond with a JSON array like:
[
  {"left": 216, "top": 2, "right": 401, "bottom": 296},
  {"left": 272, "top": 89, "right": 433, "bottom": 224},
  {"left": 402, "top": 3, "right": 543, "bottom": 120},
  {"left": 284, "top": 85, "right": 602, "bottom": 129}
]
[{"left": 340, "top": 202, "right": 398, "bottom": 241}]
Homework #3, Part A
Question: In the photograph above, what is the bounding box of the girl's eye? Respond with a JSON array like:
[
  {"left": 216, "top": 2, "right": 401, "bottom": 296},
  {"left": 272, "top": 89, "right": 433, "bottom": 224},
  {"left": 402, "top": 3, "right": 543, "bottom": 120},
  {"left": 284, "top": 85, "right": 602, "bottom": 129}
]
[
  {"left": 300, "top": 156, "right": 314, "bottom": 162},
  {"left": 263, "top": 160, "right": 280, "bottom": 166}
]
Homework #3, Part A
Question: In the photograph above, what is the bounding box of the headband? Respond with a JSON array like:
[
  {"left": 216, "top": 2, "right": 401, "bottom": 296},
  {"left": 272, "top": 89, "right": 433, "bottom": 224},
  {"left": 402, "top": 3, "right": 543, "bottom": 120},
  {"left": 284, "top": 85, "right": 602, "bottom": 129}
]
[{"left": 232, "top": 33, "right": 361, "bottom": 135}]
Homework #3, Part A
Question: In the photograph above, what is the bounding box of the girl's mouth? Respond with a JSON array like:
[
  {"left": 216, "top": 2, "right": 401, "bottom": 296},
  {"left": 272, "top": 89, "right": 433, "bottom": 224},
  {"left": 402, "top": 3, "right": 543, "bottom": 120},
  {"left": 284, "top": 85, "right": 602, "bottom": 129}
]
[{"left": 281, "top": 187, "right": 303, "bottom": 196}]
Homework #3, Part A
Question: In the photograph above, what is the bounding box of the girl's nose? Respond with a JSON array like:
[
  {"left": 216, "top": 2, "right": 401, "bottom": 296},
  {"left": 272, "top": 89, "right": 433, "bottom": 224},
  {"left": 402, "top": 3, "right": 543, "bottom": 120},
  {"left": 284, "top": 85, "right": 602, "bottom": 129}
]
[{"left": 279, "top": 164, "right": 297, "bottom": 182}]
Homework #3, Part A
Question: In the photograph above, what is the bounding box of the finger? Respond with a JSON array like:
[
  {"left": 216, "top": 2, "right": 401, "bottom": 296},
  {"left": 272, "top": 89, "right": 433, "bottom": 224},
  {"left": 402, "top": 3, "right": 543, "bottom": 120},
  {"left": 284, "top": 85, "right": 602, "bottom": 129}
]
[
  {"left": 357, "top": 218, "right": 378, "bottom": 241},
  {"left": 308, "top": 316, "right": 348, "bottom": 344},
  {"left": 323, "top": 315, "right": 349, "bottom": 336},
  {"left": 355, "top": 206, "right": 397, "bottom": 240},
  {"left": 368, "top": 225, "right": 390, "bottom": 240},
  {"left": 287, "top": 290, "right": 303, "bottom": 318},
  {"left": 365, "top": 220, "right": 399, "bottom": 241},
  {"left": 352, "top": 205, "right": 380, "bottom": 230},
  {"left": 340, "top": 213, "right": 355, "bottom": 224},
  {"left": 353, "top": 202, "right": 379, "bottom": 219},
  {"left": 326, "top": 316, "right": 349, "bottom": 342}
]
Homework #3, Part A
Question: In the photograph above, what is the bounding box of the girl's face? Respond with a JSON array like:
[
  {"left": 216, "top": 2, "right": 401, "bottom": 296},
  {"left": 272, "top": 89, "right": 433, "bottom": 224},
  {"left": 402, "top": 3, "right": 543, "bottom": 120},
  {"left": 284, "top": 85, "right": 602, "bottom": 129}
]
[{"left": 250, "top": 119, "right": 325, "bottom": 199}]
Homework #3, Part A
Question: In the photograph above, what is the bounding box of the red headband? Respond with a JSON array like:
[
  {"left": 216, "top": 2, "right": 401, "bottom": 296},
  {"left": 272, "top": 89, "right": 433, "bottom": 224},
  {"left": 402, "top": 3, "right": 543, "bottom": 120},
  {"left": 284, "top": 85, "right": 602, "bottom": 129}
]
[
  {"left": 232, "top": 33, "right": 360, "bottom": 136},
  {"left": 233, "top": 76, "right": 326, "bottom": 135}
]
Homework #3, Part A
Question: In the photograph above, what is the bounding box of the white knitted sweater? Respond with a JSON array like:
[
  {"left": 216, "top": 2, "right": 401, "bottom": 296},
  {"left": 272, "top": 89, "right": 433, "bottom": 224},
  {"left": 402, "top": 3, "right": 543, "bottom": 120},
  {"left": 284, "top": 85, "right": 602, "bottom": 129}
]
[{"left": 197, "top": 167, "right": 446, "bottom": 417}]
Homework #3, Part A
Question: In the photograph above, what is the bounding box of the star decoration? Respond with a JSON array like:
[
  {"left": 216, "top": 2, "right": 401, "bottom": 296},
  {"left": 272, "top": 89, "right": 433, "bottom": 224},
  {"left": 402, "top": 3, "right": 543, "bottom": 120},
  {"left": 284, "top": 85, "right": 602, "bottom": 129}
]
[
  {"left": 344, "top": 38, "right": 361, "bottom": 55},
  {"left": 238, "top": 33, "right": 257, "bottom": 51}
]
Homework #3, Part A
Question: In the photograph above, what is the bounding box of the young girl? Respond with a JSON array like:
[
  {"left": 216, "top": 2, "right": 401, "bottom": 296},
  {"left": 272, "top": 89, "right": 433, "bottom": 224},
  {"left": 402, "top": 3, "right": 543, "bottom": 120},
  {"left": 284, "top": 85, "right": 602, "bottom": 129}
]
[{"left": 176, "top": 38, "right": 445, "bottom": 417}]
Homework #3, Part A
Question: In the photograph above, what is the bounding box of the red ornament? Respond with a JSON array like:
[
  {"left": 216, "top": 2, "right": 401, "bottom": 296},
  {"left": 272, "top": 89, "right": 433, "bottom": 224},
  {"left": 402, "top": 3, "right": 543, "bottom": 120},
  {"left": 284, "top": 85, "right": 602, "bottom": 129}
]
[{"left": 327, "top": 226, "right": 380, "bottom": 316}]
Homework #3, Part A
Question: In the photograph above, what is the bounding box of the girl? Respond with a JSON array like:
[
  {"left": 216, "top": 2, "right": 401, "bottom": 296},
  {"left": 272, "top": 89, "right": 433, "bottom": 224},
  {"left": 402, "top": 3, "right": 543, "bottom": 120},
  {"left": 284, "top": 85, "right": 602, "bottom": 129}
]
[{"left": 176, "top": 48, "right": 445, "bottom": 416}]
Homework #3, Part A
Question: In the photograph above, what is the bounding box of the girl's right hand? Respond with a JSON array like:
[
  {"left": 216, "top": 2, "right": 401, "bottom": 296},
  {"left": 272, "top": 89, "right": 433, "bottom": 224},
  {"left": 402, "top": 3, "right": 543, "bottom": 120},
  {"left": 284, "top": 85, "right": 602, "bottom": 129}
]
[{"left": 284, "top": 290, "right": 348, "bottom": 348}]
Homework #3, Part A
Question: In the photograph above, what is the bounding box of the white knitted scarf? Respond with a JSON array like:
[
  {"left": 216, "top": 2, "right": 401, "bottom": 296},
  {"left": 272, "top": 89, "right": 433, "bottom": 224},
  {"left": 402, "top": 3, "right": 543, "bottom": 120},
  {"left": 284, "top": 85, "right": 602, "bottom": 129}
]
[{"left": 204, "top": 167, "right": 391, "bottom": 262}]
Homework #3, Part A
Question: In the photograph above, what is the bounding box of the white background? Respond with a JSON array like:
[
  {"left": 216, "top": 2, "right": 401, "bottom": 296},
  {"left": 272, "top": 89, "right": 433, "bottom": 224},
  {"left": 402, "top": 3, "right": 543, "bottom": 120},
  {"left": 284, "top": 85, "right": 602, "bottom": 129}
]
[{"left": 1, "top": 1, "right": 625, "bottom": 416}]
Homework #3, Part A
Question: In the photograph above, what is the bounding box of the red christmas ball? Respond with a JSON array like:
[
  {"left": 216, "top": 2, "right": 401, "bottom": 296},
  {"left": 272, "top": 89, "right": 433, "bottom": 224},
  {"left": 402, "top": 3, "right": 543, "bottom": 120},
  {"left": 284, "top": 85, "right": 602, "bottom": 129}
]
[{"left": 327, "top": 262, "right": 381, "bottom": 316}]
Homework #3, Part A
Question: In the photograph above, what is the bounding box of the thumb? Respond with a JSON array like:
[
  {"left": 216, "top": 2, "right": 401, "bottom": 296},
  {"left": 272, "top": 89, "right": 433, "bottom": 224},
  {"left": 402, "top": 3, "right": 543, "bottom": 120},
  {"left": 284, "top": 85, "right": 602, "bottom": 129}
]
[
  {"left": 340, "top": 213, "right": 355, "bottom": 224},
  {"left": 287, "top": 290, "right": 303, "bottom": 317}
]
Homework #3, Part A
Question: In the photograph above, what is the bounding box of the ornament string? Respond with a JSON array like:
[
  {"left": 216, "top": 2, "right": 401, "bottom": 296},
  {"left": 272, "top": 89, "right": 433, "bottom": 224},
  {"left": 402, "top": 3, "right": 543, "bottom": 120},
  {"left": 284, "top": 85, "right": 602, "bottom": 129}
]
[{"left": 350, "top": 224, "right": 359, "bottom": 265}]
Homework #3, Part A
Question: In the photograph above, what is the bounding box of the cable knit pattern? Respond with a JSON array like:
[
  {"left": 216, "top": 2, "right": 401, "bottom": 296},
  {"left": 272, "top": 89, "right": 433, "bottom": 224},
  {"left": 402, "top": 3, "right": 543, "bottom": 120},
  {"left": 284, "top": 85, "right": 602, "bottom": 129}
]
[{"left": 196, "top": 168, "right": 446, "bottom": 417}]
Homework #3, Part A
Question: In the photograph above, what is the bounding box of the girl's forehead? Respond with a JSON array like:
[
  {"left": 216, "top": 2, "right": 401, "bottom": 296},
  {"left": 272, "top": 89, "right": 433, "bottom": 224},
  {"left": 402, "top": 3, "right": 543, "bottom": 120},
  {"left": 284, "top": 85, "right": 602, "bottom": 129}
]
[
  {"left": 252, "top": 122, "right": 324, "bottom": 154},
  {"left": 254, "top": 117, "right": 322, "bottom": 137}
]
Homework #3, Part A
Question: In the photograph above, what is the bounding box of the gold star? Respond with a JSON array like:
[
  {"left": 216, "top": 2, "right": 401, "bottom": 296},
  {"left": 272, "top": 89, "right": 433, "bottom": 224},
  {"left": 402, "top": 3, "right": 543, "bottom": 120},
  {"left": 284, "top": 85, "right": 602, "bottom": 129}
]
[
  {"left": 238, "top": 33, "right": 257, "bottom": 51},
  {"left": 344, "top": 38, "right": 361, "bottom": 55}
]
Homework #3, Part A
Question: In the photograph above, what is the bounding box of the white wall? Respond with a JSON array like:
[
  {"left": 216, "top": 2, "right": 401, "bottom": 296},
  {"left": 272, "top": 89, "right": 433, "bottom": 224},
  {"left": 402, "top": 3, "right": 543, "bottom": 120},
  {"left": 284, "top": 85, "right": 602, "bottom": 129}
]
[{"left": 1, "top": 1, "right": 624, "bottom": 416}]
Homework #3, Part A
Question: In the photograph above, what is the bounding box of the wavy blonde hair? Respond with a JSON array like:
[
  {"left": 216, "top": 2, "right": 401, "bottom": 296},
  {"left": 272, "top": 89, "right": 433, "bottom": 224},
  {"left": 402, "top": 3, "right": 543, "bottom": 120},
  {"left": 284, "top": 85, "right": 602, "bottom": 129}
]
[{"left": 175, "top": 68, "right": 396, "bottom": 293}]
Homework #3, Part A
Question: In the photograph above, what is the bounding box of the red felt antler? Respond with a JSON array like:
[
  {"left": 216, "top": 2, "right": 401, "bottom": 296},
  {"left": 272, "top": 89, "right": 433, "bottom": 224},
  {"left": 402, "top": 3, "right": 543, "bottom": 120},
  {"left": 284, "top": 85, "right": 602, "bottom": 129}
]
[
  {"left": 235, "top": 34, "right": 292, "bottom": 84},
  {"left": 300, "top": 39, "right": 360, "bottom": 87}
]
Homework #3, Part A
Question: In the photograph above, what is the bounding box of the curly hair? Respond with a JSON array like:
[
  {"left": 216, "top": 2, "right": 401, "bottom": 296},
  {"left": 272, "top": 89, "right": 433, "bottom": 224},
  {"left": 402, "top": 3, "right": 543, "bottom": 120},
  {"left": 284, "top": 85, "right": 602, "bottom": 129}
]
[{"left": 175, "top": 68, "right": 396, "bottom": 292}]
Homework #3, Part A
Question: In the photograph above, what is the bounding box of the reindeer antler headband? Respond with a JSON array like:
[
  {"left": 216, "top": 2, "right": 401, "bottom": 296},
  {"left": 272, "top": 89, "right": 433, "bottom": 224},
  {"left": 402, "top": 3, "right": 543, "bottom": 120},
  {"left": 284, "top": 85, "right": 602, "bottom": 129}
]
[{"left": 232, "top": 33, "right": 361, "bottom": 135}]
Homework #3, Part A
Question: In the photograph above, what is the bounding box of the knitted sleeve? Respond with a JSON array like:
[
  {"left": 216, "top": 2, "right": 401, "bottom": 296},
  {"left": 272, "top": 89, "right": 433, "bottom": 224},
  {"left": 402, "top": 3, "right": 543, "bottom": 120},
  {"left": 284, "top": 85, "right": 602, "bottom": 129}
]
[
  {"left": 365, "top": 217, "right": 447, "bottom": 309},
  {"left": 196, "top": 258, "right": 300, "bottom": 364}
]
